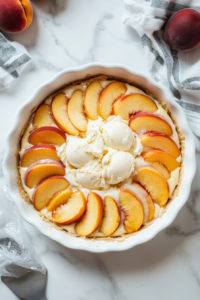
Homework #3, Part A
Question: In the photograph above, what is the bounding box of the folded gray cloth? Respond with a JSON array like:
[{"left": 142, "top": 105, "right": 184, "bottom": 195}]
[
  {"left": 123, "top": 0, "right": 200, "bottom": 137},
  {"left": 0, "top": 32, "right": 31, "bottom": 90}
]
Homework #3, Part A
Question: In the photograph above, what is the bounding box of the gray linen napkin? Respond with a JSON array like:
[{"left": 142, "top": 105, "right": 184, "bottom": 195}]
[
  {"left": 123, "top": 0, "right": 200, "bottom": 137},
  {"left": 0, "top": 32, "right": 31, "bottom": 90}
]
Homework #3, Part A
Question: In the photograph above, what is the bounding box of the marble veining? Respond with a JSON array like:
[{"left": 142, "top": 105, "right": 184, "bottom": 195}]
[
  {"left": 166, "top": 190, "right": 200, "bottom": 236},
  {"left": 0, "top": 0, "right": 200, "bottom": 299}
]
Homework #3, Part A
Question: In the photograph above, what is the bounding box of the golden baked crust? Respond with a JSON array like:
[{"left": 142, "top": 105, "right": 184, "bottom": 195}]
[{"left": 16, "top": 74, "right": 184, "bottom": 241}]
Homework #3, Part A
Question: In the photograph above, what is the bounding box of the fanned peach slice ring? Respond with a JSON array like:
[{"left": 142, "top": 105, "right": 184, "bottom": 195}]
[
  {"left": 113, "top": 94, "right": 158, "bottom": 120},
  {"left": 33, "top": 176, "right": 69, "bottom": 211},
  {"left": 142, "top": 150, "right": 180, "bottom": 172},
  {"left": 132, "top": 166, "right": 169, "bottom": 207},
  {"left": 29, "top": 126, "right": 66, "bottom": 146},
  {"left": 75, "top": 192, "right": 103, "bottom": 236},
  {"left": 99, "top": 196, "right": 120, "bottom": 236},
  {"left": 130, "top": 183, "right": 155, "bottom": 224},
  {"left": 129, "top": 112, "right": 172, "bottom": 136},
  {"left": 53, "top": 190, "right": 86, "bottom": 225},
  {"left": 25, "top": 161, "right": 65, "bottom": 189},
  {"left": 149, "top": 162, "right": 171, "bottom": 180},
  {"left": 140, "top": 133, "right": 180, "bottom": 159},
  {"left": 119, "top": 189, "right": 144, "bottom": 233},
  {"left": 18, "top": 78, "right": 182, "bottom": 238},
  {"left": 98, "top": 82, "right": 127, "bottom": 120},
  {"left": 21, "top": 144, "right": 60, "bottom": 168},
  {"left": 48, "top": 189, "right": 73, "bottom": 212},
  {"left": 51, "top": 93, "right": 79, "bottom": 135},
  {"left": 33, "top": 104, "right": 55, "bottom": 129},
  {"left": 68, "top": 90, "right": 88, "bottom": 132},
  {"left": 84, "top": 81, "right": 103, "bottom": 120}
]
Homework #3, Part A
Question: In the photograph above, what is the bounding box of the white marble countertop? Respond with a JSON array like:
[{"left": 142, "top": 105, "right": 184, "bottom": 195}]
[{"left": 0, "top": 1, "right": 200, "bottom": 299}]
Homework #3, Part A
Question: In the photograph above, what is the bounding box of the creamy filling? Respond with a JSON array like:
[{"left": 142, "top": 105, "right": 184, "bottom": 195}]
[{"left": 19, "top": 79, "right": 181, "bottom": 237}]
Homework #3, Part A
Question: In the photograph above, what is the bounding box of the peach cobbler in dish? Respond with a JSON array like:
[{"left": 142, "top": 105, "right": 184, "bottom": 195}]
[{"left": 17, "top": 75, "right": 184, "bottom": 238}]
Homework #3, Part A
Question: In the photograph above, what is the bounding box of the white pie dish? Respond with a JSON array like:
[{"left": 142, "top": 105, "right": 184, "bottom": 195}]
[{"left": 3, "top": 63, "right": 196, "bottom": 253}]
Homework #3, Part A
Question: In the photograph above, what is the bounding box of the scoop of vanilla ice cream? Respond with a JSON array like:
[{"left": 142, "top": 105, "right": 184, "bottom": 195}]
[
  {"left": 103, "top": 121, "right": 134, "bottom": 151},
  {"left": 85, "top": 119, "right": 106, "bottom": 159},
  {"left": 66, "top": 138, "right": 94, "bottom": 168},
  {"left": 102, "top": 151, "right": 135, "bottom": 184},
  {"left": 58, "top": 117, "right": 140, "bottom": 190},
  {"left": 74, "top": 159, "right": 109, "bottom": 189}
]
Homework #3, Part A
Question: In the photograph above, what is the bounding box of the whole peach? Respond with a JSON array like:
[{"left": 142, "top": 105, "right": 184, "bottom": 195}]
[
  {"left": 164, "top": 9, "right": 200, "bottom": 52},
  {"left": 0, "top": 0, "right": 33, "bottom": 33}
]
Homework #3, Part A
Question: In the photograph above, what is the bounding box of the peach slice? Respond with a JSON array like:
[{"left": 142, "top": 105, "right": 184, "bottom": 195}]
[
  {"left": 84, "top": 81, "right": 103, "bottom": 120},
  {"left": 25, "top": 161, "right": 65, "bottom": 189},
  {"left": 68, "top": 90, "right": 87, "bottom": 132},
  {"left": 47, "top": 188, "right": 73, "bottom": 212},
  {"left": 140, "top": 133, "right": 180, "bottom": 159},
  {"left": 150, "top": 162, "right": 171, "bottom": 180},
  {"left": 119, "top": 189, "right": 144, "bottom": 233},
  {"left": 113, "top": 94, "right": 158, "bottom": 120},
  {"left": 99, "top": 196, "right": 120, "bottom": 236},
  {"left": 29, "top": 126, "right": 66, "bottom": 146},
  {"left": 97, "top": 82, "right": 127, "bottom": 120},
  {"left": 129, "top": 112, "right": 172, "bottom": 136},
  {"left": 132, "top": 166, "right": 169, "bottom": 207},
  {"left": 0, "top": 0, "right": 33, "bottom": 33},
  {"left": 75, "top": 192, "right": 103, "bottom": 236},
  {"left": 21, "top": 144, "right": 60, "bottom": 168},
  {"left": 52, "top": 191, "right": 86, "bottom": 224},
  {"left": 33, "top": 104, "right": 55, "bottom": 129},
  {"left": 130, "top": 183, "right": 155, "bottom": 223},
  {"left": 51, "top": 93, "right": 79, "bottom": 135},
  {"left": 142, "top": 149, "right": 180, "bottom": 172},
  {"left": 33, "top": 176, "right": 69, "bottom": 211}
]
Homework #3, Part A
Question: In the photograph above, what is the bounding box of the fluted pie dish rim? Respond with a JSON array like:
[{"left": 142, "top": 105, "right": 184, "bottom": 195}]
[{"left": 3, "top": 63, "right": 196, "bottom": 252}]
